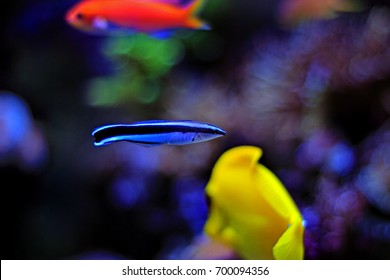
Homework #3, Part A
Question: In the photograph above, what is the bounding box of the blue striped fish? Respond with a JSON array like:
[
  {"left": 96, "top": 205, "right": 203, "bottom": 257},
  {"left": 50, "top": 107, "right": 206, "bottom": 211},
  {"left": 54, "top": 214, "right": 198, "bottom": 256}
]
[{"left": 92, "top": 120, "right": 226, "bottom": 147}]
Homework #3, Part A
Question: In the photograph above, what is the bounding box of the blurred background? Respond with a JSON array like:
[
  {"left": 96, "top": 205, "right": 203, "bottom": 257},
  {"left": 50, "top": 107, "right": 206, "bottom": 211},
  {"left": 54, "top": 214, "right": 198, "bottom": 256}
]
[{"left": 1, "top": 0, "right": 390, "bottom": 260}]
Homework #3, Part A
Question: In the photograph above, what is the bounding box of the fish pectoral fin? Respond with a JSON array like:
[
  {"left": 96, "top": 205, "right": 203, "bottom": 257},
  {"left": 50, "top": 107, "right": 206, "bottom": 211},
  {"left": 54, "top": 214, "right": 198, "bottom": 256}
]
[
  {"left": 92, "top": 17, "right": 109, "bottom": 31},
  {"left": 92, "top": 17, "right": 136, "bottom": 35},
  {"left": 272, "top": 222, "right": 304, "bottom": 260}
]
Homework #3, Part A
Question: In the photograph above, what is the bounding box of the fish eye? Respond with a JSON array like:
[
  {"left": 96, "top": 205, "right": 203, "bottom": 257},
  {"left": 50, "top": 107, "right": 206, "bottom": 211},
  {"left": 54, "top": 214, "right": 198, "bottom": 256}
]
[{"left": 76, "top": 13, "right": 84, "bottom": 20}]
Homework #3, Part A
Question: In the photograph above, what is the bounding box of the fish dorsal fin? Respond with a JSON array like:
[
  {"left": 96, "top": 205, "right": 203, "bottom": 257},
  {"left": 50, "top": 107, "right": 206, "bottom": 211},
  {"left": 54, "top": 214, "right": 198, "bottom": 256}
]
[
  {"left": 82, "top": 0, "right": 182, "bottom": 4},
  {"left": 215, "top": 146, "right": 301, "bottom": 221},
  {"left": 216, "top": 146, "right": 263, "bottom": 170},
  {"left": 272, "top": 220, "right": 304, "bottom": 260}
]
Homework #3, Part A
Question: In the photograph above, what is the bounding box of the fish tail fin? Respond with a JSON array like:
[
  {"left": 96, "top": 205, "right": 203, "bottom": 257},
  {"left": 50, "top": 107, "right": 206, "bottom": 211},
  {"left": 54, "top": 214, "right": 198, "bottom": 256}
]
[
  {"left": 272, "top": 219, "right": 305, "bottom": 260},
  {"left": 183, "top": 0, "right": 210, "bottom": 30},
  {"left": 185, "top": 0, "right": 206, "bottom": 16}
]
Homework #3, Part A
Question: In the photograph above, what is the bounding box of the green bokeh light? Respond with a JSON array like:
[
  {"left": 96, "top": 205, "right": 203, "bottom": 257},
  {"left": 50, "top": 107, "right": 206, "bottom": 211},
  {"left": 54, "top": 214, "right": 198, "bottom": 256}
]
[{"left": 88, "top": 34, "right": 185, "bottom": 106}]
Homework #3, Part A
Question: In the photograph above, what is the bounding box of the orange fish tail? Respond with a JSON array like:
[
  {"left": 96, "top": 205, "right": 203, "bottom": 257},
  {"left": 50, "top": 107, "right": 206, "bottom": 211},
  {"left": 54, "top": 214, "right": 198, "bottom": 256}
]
[
  {"left": 183, "top": 0, "right": 210, "bottom": 30},
  {"left": 185, "top": 17, "right": 210, "bottom": 30}
]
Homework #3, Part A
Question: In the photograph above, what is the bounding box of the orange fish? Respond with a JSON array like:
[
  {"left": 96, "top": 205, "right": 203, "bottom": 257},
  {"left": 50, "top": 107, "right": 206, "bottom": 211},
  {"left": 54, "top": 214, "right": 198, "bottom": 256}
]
[
  {"left": 65, "top": 0, "right": 209, "bottom": 36},
  {"left": 278, "top": 0, "right": 363, "bottom": 26}
]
